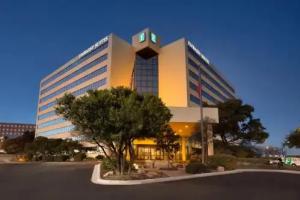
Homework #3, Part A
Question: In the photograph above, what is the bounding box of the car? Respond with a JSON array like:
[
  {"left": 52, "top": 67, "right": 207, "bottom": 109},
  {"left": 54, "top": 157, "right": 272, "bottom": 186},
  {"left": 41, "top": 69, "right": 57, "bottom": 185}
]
[
  {"left": 0, "top": 149, "right": 6, "bottom": 154},
  {"left": 268, "top": 158, "right": 282, "bottom": 165}
]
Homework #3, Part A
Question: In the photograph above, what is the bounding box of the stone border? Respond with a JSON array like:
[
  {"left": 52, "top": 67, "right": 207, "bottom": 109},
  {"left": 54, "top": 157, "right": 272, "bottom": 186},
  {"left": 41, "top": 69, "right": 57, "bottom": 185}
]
[{"left": 90, "top": 163, "right": 300, "bottom": 185}]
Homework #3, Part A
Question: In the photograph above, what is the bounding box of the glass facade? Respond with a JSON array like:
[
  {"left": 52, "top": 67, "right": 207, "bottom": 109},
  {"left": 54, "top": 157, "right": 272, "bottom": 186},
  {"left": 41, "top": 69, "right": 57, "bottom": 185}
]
[
  {"left": 187, "top": 46, "right": 235, "bottom": 93},
  {"left": 41, "top": 41, "right": 108, "bottom": 88},
  {"left": 40, "top": 54, "right": 107, "bottom": 95},
  {"left": 38, "top": 117, "right": 65, "bottom": 129},
  {"left": 37, "top": 111, "right": 56, "bottom": 120},
  {"left": 38, "top": 78, "right": 107, "bottom": 112},
  {"left": 38, "top": 125, "right": 75, "bottom": 137},
  {"left": 40, "top": 66, "right": 107, "bottom": 103},
  {"left": 188, "top": 57, "right": 235, "bottom": 99},
  {"left": 136, "top": 145, "right": 165, "bottom": 160},
  {"left": 134, "top": 55, "right": 158, "bottom": 95}
]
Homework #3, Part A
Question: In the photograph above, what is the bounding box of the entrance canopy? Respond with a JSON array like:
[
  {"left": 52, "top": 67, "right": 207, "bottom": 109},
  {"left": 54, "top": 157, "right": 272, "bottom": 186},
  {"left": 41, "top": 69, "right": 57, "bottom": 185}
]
[{"left": 168, "top": 106, "right": 219, "bottom": 137}]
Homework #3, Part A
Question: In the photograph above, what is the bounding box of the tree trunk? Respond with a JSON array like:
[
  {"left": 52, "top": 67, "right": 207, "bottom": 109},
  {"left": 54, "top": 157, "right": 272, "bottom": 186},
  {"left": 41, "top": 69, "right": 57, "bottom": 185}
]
[
  {"left": 93, "top": 139, "right": 110, "bottom": 159},
  {"left": 127, "top": 141, "right": 135, "bottom": 174}
]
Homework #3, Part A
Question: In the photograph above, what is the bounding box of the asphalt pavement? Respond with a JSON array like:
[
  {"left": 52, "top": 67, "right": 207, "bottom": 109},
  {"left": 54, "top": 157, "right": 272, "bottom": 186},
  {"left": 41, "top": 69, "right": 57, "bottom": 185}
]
[{"left": 0, "top": 163, "right": 299, "bottom": 200}]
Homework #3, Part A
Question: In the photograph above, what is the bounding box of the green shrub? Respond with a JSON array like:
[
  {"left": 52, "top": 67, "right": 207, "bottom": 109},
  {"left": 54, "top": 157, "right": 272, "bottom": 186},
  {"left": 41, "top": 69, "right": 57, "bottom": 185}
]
[
  {"left": 53, "top": 155, "right": 69, "bottom": 162},
  {"left": 208, "top": 154, "right": 237, "bottom": 170},
  {"left": 25, "top": 153, "right": 33, "bottom": 161},
  {"left": 101, "top": 158, "right": 117, "bottom": 172},
  {"left": 73, "top": 153, "right": 86, "bottom": 161},
  {"left": 42, "top": 155, "right": 54, "bottom": 162},
  {"left": 185, "top": 161, "right": 210, "bottom": 174},
  {"left": 96, "top": 155, "right": 105, "bottom": 160}
]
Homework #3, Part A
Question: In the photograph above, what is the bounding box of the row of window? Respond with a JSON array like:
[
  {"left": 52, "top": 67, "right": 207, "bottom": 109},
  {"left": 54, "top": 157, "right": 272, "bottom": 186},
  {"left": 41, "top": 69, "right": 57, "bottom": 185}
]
[
  {"left": 201, "top": 80, "right": 227, "bottom": 102},
  {"left": 188, "top": 58, "right": 235, "bottom": 99},
  {"left": 190, "top": 90, "right": 220, "bottom": 106},
  {"left": 40, "top": 66, "right": 107, "bottom": 103},
  {"left": 38, "top": 117, "right": 65, "bottom": 129},
  {"left": 190, "top": 94, "right": 201, "bottom": 105},
  {"left": 38, "top": 125, "right": 75, "bottom": 137},
  {"left": 200, "top": 68, "right": 235, "bottom": 99},
  {"left": 0, "top": 124, "right": 35, "bottom": 128},
  {"left": 0, "top": 129, "right": 32, "bottom": 132},
  {"left": 40, "top": 54, "right": 108, "bottom": 95},
  {"left": 187, "top": 47, "right": 235, "bottom": 93},
  {"left": 39, "top": 101, "right": 56, "bottom": 112},
  {"left": 189, "top": 69, "right": 200, "bottom": 80},
  {"left": 37, "top": 111, "right": 56, "bottom": 120},
  {"left": 41, "top": 41, "right": 108, "bottom": 88},
  {"left": 189, "top": 82, "right": 221, "bottom": 105},
  {"left": 136, "top": 87, "right": 158, "bottom": 94},
  {"left": 38, "top": 78, "right": 107, "bottom": 112},
  {"left": 189, "top": 81, "right": 198, "bottom": 92},
  {"left": 202, "top": 90, "right": 220, "bottom": 104}
]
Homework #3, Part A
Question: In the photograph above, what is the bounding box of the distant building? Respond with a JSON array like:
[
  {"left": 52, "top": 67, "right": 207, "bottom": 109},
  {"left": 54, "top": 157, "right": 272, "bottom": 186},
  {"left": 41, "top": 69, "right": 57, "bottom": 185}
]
[
  {"left": 36, "top": 28, "right": 236, "bottom": 161},
  {"left": 0, "top": 122, "right": 35, "bottom": 139}
]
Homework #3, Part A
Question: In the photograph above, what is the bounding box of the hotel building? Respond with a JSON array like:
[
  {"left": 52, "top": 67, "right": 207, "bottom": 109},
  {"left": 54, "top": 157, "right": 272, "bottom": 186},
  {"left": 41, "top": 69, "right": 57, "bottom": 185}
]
[
  {"left": 36, "top": 28, "right": 236, "bottom": 161},
  {"left": 0, "top": 122, "right": 35, "bottom": 139}
]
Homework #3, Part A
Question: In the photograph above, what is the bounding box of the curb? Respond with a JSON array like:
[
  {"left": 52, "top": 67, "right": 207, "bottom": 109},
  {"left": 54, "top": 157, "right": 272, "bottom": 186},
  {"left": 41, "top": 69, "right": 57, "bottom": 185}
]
[{"left": 90, "top": 163, "right": 300, "bottom": 186}]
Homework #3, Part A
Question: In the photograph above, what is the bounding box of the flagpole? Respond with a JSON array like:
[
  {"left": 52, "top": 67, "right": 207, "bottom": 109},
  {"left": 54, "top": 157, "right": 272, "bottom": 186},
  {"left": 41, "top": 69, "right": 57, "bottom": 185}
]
[
  {"left": 200, "top": 85, "right": 205, "bottom": 164},
  {"left": 197, "top": 79, "right": 205, "bottom": 164}
]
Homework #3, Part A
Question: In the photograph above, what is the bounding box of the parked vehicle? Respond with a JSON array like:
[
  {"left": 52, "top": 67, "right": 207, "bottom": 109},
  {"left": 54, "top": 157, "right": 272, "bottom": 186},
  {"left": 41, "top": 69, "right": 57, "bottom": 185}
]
[
  {"left": 0, "top": 149, "right": 6, "bottom": 154},
  {"left": 268, "top": 158, "right": 281, "bottom": 165},
  {"left": 284, "top": 157, "right": 300, "bottom": 166}
]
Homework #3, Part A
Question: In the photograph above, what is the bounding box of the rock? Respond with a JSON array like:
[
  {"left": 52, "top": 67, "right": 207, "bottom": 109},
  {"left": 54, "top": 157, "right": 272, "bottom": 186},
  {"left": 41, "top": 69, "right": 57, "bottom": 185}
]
[
  {"left": 137, "top": 168, "right": 145, "bottom": 174},
  {"left": 217, "top": 166, "right": 225, "bottom": 172},
  {"left": 147, "top": 171, "right": 158, "bottom": 178},
  {"left": 103, "top": 171, "right": 114, "bottom": 178}
]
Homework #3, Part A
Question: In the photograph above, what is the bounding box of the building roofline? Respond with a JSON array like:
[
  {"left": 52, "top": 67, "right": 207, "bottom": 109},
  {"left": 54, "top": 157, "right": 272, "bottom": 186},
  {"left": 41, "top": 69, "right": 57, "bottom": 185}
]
[{"left": 187, "top": 39, "right": 236, "bottom": 92}]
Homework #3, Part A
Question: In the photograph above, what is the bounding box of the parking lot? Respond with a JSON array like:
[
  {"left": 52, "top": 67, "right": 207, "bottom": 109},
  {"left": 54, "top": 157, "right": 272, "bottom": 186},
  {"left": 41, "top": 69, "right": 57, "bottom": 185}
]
[{"left": 0, "top": 163, "right": 300, "bottom": 200}]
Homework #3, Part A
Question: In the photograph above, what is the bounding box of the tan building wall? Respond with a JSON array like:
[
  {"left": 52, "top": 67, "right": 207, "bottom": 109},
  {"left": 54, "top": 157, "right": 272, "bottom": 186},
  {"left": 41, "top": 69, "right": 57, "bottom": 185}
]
[
  {"left": 159, "top": 38, "right": 188, "bottom": 107},
  {"left": 109, "top": 34, "right": 135, "bottom": 88}
]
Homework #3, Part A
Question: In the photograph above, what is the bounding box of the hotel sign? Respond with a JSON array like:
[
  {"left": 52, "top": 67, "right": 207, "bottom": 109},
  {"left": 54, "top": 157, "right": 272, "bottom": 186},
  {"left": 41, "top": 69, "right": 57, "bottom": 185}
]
[
  {"left": 79, "top": 36, "right": 109, "bottom": 58},
  {"left": 187, "top": 41, "right": 210, "bottom": 65}
]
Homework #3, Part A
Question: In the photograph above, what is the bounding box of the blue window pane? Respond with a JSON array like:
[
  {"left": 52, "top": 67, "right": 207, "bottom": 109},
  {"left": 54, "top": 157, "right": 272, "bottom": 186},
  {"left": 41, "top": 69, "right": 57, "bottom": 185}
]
[
  {"left": 40, "top": 54, "right": 107, "bottom": 95},
  {"left": 41, "top": 41, "right": 108, "bottom": 87},
  {"left": 40, "top": 66, "right": 107, "bottom": 103}
]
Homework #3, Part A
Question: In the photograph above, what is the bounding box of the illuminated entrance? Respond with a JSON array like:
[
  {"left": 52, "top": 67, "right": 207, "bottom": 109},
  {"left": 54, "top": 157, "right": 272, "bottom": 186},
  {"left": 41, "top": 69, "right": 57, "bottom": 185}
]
[
  {"left": 136, "top": 144, "right": 182, "bottom": 160},
  {"left": 136, "top": 145, "right": 164, "bottom": 160}
]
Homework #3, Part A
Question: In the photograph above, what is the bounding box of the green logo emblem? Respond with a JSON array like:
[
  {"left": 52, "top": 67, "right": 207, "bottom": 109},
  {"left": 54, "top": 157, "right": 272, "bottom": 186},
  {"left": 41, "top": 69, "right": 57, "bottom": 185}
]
[
  {"left": 151, "top": 32, "right": 157, "bottom": 43},
  {"left": 139, "top": 32, "right": 146, "bottom": 43}
]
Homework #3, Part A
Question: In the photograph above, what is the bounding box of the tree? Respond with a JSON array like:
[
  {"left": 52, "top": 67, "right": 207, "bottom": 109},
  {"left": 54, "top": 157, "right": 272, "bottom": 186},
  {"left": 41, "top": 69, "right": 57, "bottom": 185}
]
[
  {"left": 214, "top": 99, "right": 268, "bottom": 145},
  {"left": 156, "top": 126, "right": 180, "bottom": 168},
  {"left": 3, "top": 131, "right": 35, "bottom": 154},
  {"left": 24, "top": 137, "right": 83, "bottom": 158},
  {"left": 55, "top": 87, "right": 172, "bottom": 175},
  {"left": 284, "top": 128, "right": 300, "bottom": 148}
]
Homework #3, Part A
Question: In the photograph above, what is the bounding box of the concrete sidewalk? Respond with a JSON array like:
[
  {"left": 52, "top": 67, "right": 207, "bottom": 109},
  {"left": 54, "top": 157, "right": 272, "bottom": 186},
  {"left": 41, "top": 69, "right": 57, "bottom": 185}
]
[{"left": 91, "top": 163, "right": 300, "bottom": 185}]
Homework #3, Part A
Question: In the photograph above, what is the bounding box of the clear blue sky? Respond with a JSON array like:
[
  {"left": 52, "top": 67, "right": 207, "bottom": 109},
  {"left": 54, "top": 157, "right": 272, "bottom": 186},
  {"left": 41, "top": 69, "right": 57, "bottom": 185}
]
[{"left": 0, "top": 0, "right": 299, "bottom": 148}]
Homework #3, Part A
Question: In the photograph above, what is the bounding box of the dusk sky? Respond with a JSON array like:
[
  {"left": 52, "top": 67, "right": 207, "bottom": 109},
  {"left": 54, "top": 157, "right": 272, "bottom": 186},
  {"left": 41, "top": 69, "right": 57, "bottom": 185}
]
[{"left": 0, "top": 0, "right": 299, "bottom": 148}]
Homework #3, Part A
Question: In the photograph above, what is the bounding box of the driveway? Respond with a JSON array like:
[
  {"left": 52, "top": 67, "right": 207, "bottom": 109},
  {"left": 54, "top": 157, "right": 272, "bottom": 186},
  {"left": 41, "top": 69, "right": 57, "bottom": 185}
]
[{"left": 0, "top": 163, "right": 299, "bottom": 200}]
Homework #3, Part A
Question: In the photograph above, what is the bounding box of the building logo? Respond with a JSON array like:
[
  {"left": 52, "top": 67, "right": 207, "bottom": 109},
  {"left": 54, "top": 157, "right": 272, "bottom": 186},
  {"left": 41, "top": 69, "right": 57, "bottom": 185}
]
[
  {"left": 139, "top": 32, "right": 146, "bottom": 43},
  {"left": 150, "top": 32, "right": 157, "bottom": 43},
  {"left": 187, "top": 41, "right": 210, "bottom": 65},
  {"left": 79, "top": 36, "right": 109, "bottom": 58}
]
